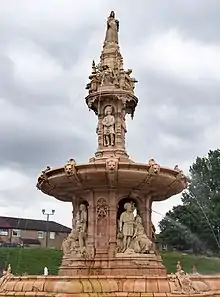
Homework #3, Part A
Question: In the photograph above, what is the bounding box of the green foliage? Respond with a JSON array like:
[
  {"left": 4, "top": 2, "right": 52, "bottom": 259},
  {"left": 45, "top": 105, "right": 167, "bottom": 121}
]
[{"left": 159, "top": 149, "right": 220, "bottom": 253}]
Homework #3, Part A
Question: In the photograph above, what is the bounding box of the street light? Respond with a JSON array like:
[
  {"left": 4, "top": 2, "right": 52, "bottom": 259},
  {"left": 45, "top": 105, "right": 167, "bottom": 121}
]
[{"left": 42, "top": 209, "right": 55, "bottom": 248}]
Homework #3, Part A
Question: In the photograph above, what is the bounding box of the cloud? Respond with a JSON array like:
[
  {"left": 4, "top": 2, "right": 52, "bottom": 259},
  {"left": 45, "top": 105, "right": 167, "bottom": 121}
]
[{"left": 138, "top": 29, "right": 220, "bottom": 85}]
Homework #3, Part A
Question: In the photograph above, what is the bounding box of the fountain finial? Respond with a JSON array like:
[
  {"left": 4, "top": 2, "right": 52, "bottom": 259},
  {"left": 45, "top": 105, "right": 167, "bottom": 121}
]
[{"left": 104, "top": 11, "right": 119, "bottom": 45}]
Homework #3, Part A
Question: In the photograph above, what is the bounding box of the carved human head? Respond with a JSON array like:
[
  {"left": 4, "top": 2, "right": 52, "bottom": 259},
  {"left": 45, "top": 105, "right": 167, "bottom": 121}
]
[
  {"left": 135, "top": 215, "right": 142, "bottom": 224},
  {"left": 104, "top": 105, "right": 113, "bottom": 116},
  {"left": 70, "top": 229, "right": 78, "bottom": 240},
  {"left": 110, "top": 11, "right": 115, "bottom": 18},
  {"left": 79, "top": 204, "right": 86, "bottom": 211},
  {"left": 124, "top": 202, "right": 132, "bottom": 212}
]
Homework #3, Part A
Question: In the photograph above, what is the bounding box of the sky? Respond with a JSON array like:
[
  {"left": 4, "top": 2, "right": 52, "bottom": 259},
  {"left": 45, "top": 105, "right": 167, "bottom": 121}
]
[{"left": 0, "top": 0, "right": 220, "bottom": 231}]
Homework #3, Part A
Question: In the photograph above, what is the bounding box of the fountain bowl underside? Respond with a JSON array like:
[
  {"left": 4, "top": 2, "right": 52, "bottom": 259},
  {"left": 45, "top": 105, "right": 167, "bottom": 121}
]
[{"left": 38, "top": 161, "right": 187, "bottom": 202}]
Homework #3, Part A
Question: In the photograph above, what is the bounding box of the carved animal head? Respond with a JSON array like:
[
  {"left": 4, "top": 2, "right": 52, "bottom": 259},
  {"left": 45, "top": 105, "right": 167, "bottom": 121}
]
[
  {"left": 107, "top": 159, "right": 116, "bottom": 170},
  {"left": 65, "top": 164, "right": 73, "bottom": 175}
]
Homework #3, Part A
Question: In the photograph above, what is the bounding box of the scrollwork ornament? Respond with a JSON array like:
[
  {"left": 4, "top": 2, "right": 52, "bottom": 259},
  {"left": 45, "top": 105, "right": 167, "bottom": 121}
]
[
  {"left": 36, "top": 166, "right": 51, "bottom": 190},
  {"left": 97, "top": 198, "right": 109, "bottom": 219}
]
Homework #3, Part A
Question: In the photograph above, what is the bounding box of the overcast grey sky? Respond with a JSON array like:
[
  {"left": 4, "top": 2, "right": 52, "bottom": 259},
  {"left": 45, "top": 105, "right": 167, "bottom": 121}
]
[{"left": 0, "top": 0, "right": 219, "bottom": 229}]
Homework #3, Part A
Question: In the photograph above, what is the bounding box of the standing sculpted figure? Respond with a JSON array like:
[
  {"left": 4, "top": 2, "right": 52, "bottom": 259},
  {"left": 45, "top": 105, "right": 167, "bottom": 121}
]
[
  {"left": 119, "top": 202, "right": 135, "bottom": 252},
  {"left": 104, "top": 11, "right": 119, "bottom": 44},
  {"left": 102, "top": 105, "right": 115, "bottom": 146},
  {"left": 75, "top": 204, "right": 88, "bottom": 251}
]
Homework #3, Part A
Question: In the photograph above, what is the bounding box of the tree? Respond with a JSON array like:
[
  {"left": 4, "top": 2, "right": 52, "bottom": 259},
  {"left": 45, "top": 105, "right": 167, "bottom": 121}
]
[{"left": 158, "top": 149, "right": 220, "bottom": 253}]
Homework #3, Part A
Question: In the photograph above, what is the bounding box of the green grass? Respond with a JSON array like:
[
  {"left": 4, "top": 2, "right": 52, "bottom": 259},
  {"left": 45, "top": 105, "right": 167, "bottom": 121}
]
[
  {"left": 162, "top": 251, "right": 220, "bottom": 274},
  {"left": 0, "top": 248, "right": 219, "bottom": 275},
  {"left": 0, "top": 248, "right": 62, "bottom": 275}
]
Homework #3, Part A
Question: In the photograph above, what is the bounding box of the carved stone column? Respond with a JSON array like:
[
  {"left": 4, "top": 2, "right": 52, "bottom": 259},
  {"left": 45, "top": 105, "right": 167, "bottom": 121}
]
[
  {"left": 144, "top": 195, "right": 151, "bottom": 238},
  {"left": 108, "top": 190, "right": 117, "bottom": 257},
  {"left": 86, "top": 191, "right": 96, "bottom": 257}
]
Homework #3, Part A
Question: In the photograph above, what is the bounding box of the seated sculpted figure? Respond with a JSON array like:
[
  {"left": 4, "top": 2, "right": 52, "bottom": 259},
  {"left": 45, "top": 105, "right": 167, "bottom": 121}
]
[
  {"left": 61, "top": 230, "right": 79, "bottom": 256},
  {"left": 132, "top": 215, "right": 153, "bottom": 254}
]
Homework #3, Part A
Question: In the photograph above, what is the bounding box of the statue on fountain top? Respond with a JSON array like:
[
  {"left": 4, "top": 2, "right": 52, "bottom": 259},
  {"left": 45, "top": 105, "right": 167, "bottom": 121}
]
[{"left": 104, "top": 11, "right": 119, "bottom": 44}]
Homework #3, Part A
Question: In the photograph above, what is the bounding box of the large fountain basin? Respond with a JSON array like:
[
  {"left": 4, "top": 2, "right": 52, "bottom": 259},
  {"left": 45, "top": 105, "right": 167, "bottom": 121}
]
[{"left": 37, "top": 161, "right": 187, "bottom": 202}]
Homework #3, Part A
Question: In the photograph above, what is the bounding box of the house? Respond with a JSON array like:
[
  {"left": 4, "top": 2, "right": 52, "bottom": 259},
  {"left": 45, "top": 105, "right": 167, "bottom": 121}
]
[{"left": 0, "top": 216, "right": 71, "bottom": 249}]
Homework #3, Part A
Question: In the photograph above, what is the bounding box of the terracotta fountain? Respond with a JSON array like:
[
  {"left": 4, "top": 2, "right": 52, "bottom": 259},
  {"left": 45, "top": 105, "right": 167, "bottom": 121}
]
[{"left": 0, "top": 11, "right": 220, "bottom": 297}]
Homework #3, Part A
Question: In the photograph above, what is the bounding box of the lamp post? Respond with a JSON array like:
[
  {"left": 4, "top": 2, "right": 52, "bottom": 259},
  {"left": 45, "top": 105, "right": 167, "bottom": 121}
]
[
  {"left": 42, "top": 209, "right": 55, "bottom": 248},
  {"left": 217, "top": 226, "right": 220, "bottom": 244}
]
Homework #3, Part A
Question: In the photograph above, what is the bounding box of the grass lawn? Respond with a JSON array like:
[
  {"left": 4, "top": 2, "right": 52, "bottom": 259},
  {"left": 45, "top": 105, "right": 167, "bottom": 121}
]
[
  {"left": 162, "top": 251, "right": 220, "bottom": 274},
  {"left": 0, "top": 248, "right": 219, "bottom": 275}
]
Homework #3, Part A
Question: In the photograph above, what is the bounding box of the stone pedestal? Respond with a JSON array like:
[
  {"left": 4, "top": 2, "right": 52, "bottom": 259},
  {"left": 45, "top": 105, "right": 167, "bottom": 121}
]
[{"left": 59, "top": 252, "right": 166, "bottom": 277}]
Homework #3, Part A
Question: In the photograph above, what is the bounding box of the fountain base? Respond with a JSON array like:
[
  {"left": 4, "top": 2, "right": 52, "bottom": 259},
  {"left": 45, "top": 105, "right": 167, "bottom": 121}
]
[
  {"left": 0, "top": 274, "right": 220, "bottom": 297},
  {"left": 59, "top": 252, "right": 166, "bottom": 277}
]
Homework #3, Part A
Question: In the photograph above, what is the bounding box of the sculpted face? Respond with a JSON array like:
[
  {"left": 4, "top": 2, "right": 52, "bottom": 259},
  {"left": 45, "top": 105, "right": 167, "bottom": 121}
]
[
  {"left": 65, "top": 164, "right": 72, "bottom": 174},
  {"left": 110, "top": 11, "right": 115, "bottom": 18},
  {"left": 136, "top": 216, "right": 142, "bottom": 224},
  {"left": 153, "top": 164, "right": 160, "bottom": 174},
  {"left": 125, "top": 202, "right": 132, "bottom": 212},
  {"left": 105, "top": 105, "right": 113, "bottom": 116},
  {"left": 79, "top": 204, "right": 85, "bottom": 211},
  {"left": 107, "top": 160, "right": 116, "bottom": 170}
]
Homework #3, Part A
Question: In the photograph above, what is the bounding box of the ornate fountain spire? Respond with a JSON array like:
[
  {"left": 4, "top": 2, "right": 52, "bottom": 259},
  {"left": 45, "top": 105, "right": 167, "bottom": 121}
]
[{"left": 85, "top": 12, "right": 138, "bottom": 162}]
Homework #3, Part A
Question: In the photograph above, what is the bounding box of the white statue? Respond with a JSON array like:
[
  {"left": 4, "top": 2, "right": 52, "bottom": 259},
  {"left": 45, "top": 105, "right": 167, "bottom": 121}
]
[{"left": 43, "top": 266, "right": 48, "bottom": 276}]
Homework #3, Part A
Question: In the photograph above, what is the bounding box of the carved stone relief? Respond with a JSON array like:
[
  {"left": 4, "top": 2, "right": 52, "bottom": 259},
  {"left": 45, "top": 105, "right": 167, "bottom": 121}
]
[
  {"left": 36, "top": 166, "right": 51, "bottom": 190},
  {"left": 148, "top": 158, "right": 160, "bottom": 175},
  {"left": 85, "top": 12, "right": 137, "bottom": 95},
  {"left": 169, "top": 261, "right": 210, "bottom": 294},
  {"left": 97, "top": 198, "right": 109, "bottom": 219},
  {"left": 62, "top": 203, "right": 88, "bottom": 258},
  {"left": 106, "top": 157, "right": 119, "bottom": 188},
  {"left": 116, "top": 202, "right": 153, "bottom": 254},
  {"left": 0, "top": 264, "right": 13, "bottom": 292},
  {"left": 64, "top": 159, "right": 81, "bottom": 185},
  {"left": 135, "top": 159, "right": 160, "bottom": 190},
  {"left": 96, "top": 198, "right": 109, "bottom": 248}
]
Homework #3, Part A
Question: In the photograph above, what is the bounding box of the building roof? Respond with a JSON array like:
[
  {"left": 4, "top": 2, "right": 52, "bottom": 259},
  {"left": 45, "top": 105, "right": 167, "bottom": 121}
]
[{"left": 0, "top": 216, "right": 71, "bottom": 233}]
